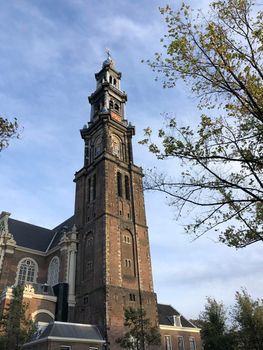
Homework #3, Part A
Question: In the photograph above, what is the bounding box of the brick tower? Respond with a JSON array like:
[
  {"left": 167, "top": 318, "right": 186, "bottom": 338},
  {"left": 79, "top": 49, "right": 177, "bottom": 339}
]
[{"left": 74, "top": 54, "right": 159, "bottom": 348}]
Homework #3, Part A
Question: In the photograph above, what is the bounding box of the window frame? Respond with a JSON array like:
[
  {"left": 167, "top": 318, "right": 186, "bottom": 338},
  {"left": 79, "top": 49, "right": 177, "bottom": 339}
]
[
  {"left": 16, "top": 257, "right": 38, "bottom": 285},
  {"left": 117, "top": 172, "right": 123, "bottom": 197},
  {"left": 125, "top": 258, "right": 132, "bottom": 268},
  {"left": 178, "top": 336, "right": 185, "bottom": 350},
  {"left": 47, "top": 256, "right": 60, "bottom": 286},
  {"left": 125, "top": 175, "right": 130, "bottom": 200},
  {"left": 164, "top": 335, "right": 173, "bottom": 350},
  {"left": 189, "top": 337, "right": 196, "bottom": 350}
]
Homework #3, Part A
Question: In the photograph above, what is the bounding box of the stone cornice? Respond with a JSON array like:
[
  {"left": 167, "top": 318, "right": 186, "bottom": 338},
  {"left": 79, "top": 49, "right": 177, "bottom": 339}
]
[{"left": 160, "top": 324, "right": 201, "bottom": 333}]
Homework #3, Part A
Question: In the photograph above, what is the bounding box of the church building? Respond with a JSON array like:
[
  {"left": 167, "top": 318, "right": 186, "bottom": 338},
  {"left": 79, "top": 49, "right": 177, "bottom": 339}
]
[{"left": 0, "top": 55, "right": 201, "bottom": 350}]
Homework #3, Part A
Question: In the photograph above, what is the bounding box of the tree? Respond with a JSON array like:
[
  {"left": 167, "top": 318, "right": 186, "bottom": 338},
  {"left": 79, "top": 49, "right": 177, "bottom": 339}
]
[
  {"left": 141, "top": 0, "right": 263, "bottom": 248},
  {"left": 0, "top": 116, "right": 19, "bottom": 151},
  {"left": 193, "top": 291, "right": 263, "bottom": 350},
  {"left": 0, "top": 285, "right": 36, "bottom": 350},
  {"left": 232, "top": 290, "right": 263, "bottom": 349},
  {"left": 116, "top": 307, "right": 161, "bottom": 350},
  {"left": 196, "top": 298, "right": 235, "bottom": 350}
]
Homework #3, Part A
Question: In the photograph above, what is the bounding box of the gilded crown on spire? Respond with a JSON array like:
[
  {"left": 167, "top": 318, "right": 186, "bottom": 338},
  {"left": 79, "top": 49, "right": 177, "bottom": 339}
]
[{"left": 102, "top": 48, "right": 115, "bottom": 68}]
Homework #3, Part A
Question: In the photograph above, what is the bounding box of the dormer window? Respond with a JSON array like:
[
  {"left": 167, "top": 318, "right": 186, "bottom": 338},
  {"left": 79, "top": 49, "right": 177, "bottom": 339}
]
[{"left": 173, "top": 315, "right": 182, "bottom": 327}]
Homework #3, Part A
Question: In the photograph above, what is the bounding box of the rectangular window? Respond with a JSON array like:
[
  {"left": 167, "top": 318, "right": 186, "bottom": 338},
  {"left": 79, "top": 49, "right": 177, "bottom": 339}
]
[
  {"left": 87, "top": 261, "right": 93, "bottom": 271},
  {"left": 87, "top": 236, "right": 93, "bottom": 246},
  {"left": 178, "top": 336, "right": 185, "bottom": 350},
  {"left": 129, "top": 293, "right": 136, "bottom": 301},
  {"left": 60, "top": 346, "right": 71, "bottom": 350},
  {"left": 189, "top": 337, "right": 196, "bottom": 350},
  {"left": 117, "top": 172, "right": 122, "bottom": 197},
  {"left": 125, "top": 259, "right": 132, "bottom": 268},
  {"left": 93, "top": 174, "right": 96, "bottom": 200},
  {"left": 125, "top": 175, "right": 130, "bottom": 200},
  {"left": 87, "top": 178, "right": 91, "bottom": 203},
  {"left": 123, "top": 235, "right": 131, "bottom": 244},
  {"left": 164, "top": 335, "right": 172, "bottom": 350}
]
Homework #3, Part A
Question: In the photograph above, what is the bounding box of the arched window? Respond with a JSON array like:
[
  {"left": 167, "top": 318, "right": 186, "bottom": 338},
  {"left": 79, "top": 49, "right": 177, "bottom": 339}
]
[
  {"left": 114, "top": 103, "right": 120, "bottom": 112},
  {"left": 47, "top": 256, "right": 60, "bottom": 286},
  {"left": 32, "top": 309, "right": 55, "bottom": 323},
  {"left": 109, "top": 100, "right": 114, "bottom": 109},
  {"left": 17, "top": 258, "right": 38, "bottom": 285}
]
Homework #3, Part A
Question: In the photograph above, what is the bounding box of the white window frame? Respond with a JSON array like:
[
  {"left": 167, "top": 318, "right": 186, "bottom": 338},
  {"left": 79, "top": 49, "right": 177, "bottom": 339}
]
[
  {"left": 16, "top": 257, "right": 38, "bottom": 285},
  {"left": 189, "top": 337, "right": 196, "bottom": 350},
  {"left": 47, "top": 256, "right": 60, "bottom": 286},
  {"left": 164, "top": 335, "right": 173, "bottom": 350},
  {"left": 178, "top": 336, "right": 185, "bottom": 350}
]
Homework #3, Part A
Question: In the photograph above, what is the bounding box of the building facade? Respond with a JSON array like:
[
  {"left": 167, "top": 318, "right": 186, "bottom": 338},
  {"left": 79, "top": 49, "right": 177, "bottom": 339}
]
[{"left": 0, "top": 56, "right": 201, "bottom": 350}]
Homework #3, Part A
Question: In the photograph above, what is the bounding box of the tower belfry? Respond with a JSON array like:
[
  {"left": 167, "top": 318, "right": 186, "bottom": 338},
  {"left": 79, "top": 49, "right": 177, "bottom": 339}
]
[{"left": 74, "top": 55, "right": 159, "bottom": 347}]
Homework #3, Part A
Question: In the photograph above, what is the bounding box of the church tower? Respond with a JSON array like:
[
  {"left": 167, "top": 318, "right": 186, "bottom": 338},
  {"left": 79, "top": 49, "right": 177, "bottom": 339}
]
[{"left": 74, "top": 54, "right": 159, "bottom": 348}]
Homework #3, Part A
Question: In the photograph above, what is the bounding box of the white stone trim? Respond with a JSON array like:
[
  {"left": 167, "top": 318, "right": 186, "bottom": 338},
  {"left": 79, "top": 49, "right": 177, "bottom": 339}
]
[
  {"left": 15, "top": 257, "right": 39, "bottom": 285},
  {"left": 23, "top": 336, "right": 105, "bottom": 347},
  {"left": 0, "top": 287, "right": 14, "bottom": 301},
  {"left": 23, "top": 292, "right": 57, "bottom": 302},
  {"left": 160, "top": 324, "right": 201, "bottom": 333},
  {"left": 31, "top": 309, "right": 55, "bottom": 321}
]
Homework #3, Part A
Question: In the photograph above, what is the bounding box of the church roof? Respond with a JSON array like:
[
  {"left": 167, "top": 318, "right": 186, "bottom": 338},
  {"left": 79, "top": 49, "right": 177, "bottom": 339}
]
[
  {"left": 8, "top": 216, "right": 75, "bottom": 252},
  {"left": 36, "top": 321, "right": 104, "bottom": 342},
  {"left": 8, "top": 218, "right": 54, "bottom": 252},
  {"left": 157, "top": 303, "right": 196, "bottom": 328}
]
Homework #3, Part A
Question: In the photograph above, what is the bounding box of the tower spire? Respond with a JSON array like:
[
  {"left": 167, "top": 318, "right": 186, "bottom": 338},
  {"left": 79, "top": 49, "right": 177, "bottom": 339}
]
[{"left": 88, "top": 53, "right": 127, "bottom": 124}]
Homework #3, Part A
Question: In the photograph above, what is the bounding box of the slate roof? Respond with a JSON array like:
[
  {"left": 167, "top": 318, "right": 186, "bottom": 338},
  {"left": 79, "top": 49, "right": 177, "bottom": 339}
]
[
  {"left": 8, "top": 216, "right": 75, "bottom": 252},
  {"left": 8, "top": 218, "right": 54, "bottom": 252},
  {"left": 37, "top": 321, "right": 104, "bottom": 342},
  {"left": 157, "top": 303, "right": 196, "bottom": 328}
]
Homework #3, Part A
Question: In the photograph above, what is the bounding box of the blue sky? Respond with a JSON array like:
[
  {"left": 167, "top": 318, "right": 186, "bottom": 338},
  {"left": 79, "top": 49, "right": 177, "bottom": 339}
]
[{"left": 0, "top": 0, "right": 262, "bottom": 319}]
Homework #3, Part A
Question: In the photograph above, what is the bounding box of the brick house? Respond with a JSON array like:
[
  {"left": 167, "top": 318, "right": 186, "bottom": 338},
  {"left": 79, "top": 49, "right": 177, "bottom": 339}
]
[{"left": 0, "top": 54, "right": 201, "bottom": 350}]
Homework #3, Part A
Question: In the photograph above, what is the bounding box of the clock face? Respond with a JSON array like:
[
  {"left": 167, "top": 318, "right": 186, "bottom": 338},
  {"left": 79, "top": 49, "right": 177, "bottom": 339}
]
[
  {"left": 111, "top": 111, "right": 121, "bottom": 122},
  {"left": 94, "top": 136, "right": 102, "bottom": 156}
]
